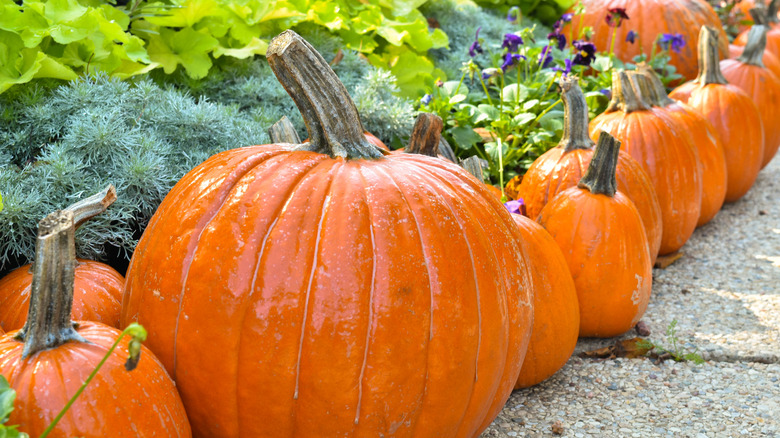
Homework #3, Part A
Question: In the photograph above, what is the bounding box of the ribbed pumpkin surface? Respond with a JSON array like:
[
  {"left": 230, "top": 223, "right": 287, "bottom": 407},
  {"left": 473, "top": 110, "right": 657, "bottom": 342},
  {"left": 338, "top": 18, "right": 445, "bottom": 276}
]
[{"left": 121, "top": 145, "right": 534, "bottom": 438}]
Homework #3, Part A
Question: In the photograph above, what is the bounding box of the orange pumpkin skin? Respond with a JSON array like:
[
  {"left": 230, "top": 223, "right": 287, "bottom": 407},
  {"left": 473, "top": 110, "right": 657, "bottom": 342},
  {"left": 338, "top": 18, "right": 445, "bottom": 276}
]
[
  {"left": 363, "top": 131, "right": 389, "bottom": 151},
  {"left": 670, "top": 83, "right": 764, "bottom": 202},
  {"left": 121, "top": 146, "right": 533, "bottom": 437},
  {"left": 569, "top": 0, "right": 727, "bottom": 81},
  {"left": 538, "top": 188, "right": 652, "bottom": 338},
  {"left": 511, "top": 214, "right": 579, "bottom": 389},
  {"left": 0, "top": 322, "right": 191, "bottom": 437},
  {"left": 0, "top": 260, "right": 123, "bottom": 332},
  {"left": 657, "top": 101, "right": 728, "bottom": 226},
  {"left": 720, "top": 59, "right": 780, "bottom": 168},
  {"left": 729, "top": 44, "right": 780, "bottom": 78},
  {"left": 517, "top": 148, "right": 662, "bottom": 262},
  {"left": 590, "top": 108, "right": 702, "bottom": 255}
]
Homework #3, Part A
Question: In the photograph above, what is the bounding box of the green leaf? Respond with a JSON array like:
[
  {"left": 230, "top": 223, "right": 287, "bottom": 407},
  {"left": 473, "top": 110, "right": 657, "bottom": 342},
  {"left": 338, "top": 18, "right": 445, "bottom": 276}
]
[
  {"left": 147, "top": 27, "right": 218, "bottom": 78},
  {"left": 522, "top": 99, "right": 539, "bottom": 111},
  {"left": 513, "top": 112, "right": 536, "bottom": 126},
  {"left": 502, "top": 83, "right": 528, "bottom": 103},
  {"left": 475, "top": 104, "right": 501, "bottom": 124},
  {"left": 213, "top": 37, "right": 268, "bottom": 59},
  {"left": 0, "top": 375, "right": 14, "bottom": 422},
  {"left": 144, "top": 0, "right": 223, "bottom": 27},
  {"left": 449, "top": 126, "right": 481, "bottom": 150}
]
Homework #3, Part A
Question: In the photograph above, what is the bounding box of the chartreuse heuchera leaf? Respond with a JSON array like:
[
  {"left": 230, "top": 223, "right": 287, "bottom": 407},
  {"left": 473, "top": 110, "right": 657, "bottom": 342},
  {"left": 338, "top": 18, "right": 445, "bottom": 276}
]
[
  {"left": 0, "top": 375, "right": 28, "bottom": 437},
  {"left": 0, "top": 0, "right": 448, "bottom": 96}
]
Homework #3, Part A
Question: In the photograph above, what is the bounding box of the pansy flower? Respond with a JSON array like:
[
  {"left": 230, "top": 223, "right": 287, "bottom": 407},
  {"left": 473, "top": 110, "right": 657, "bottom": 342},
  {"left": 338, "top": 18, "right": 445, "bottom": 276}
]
[
  {"left": 482, "top": 68, "right": 500, "bottom": 80},
  {"left": 573, "top": 40, "right": 597, "bottom": 66},
  {"left": 507, "top": 6, "right": 521, "bottom": 24},
  {"left": 421, "top": 94, "right": 432, "bottom": 105},
  {"left": 538, "top": 46, "right": 554, "bottom": 68},
  {"left": 626, "top": 30, "right": 638, "bottom": 44},
  {"left": 561, "top": 13, "right": 573, "bottom": 22},
  {"left": 502, "top": 33, "right": 524, "bottom": 53},
  {"left": 504, "top": 199, "right": 526, "bottom": 216},
  {"left": 501, "top": 52, "right": 526, "bottom": 71},
  {"left": 547, "top": 28, "right": 567, "bottom": 50},
  {"left": 469, "top": 27, "right": 484, "bottom": 57},
  {"left": 553, "top": 58, "right": 574, "bottom": 76},
  {"left": 605, "top": 7, "right": 629, "bottom": 27},
  {"left": 659, "top": 33, "right": 686, "bottom": 53},
  {"left": 599, "top": 88, "right": 612, "bottom": 100}
]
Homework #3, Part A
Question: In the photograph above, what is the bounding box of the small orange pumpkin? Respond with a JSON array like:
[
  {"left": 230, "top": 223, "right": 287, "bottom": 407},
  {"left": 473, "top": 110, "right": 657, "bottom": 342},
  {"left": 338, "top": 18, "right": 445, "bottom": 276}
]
[
  {"left": 729, "top": 43, "right": 780, "bottom": 78},
  {"left": 734, "top": 3, "right": 780, "bottom": 55},
  {"left": 591, "top": 71, "right": 702, "bottom": 255},
  {"left": 670, "top": 26, "right": 765, "bottom": 202},
  {"left": 506, "top": 202, "right": 579, "bottom": 389},
  {"left": 0, "top": 260, "right": 123, "bottom": 332},
  {"left": 517, "top": 77, "right": 663, "bottom": 261},
  {"left": 722, "top": 25, "right": 780, "bottom": 168},
  {"left": 636, "top": 65, "right": 728, "bottom": 227},
  {"left": 0, "top": 186, "right": 191, "bottom": 437},
  {"left": 538, "top": 132, "right": 652, "bottom": 338}
]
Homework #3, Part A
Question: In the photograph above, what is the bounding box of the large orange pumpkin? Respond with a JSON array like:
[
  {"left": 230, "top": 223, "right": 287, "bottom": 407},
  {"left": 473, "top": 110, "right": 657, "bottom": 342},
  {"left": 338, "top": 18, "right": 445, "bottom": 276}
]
[
  {"left": 538, "top": 132, "right": 652, "bottom": 338},
  {"left": 568, "top": 0, "right": 728, "bottom": 81},
  {"left": 517, "top": 77, "right": 662, "bottom": 262},
  {"left": 670, "top": 26, "right": 765, "bottom": 202},
  {"left": 722, "top": 25, "right": 780, "bottom": 168},
  {"left": 0, "top": 187, "right": 191, "bottom": 438},
  {"left": 590, "top": 71, "right": 702, "bottom": 255},
  {"left": 508, "top": 207, "right": 579, "bottom": 389},
  {"left": 121, "top": 31, "right": 533, "bottom": 438},
  {"left": 0, "top": 259, "right": 123, "bottom": 332},
  {"left": 636, "top": 65, "right": 728, "bottom": 227}
]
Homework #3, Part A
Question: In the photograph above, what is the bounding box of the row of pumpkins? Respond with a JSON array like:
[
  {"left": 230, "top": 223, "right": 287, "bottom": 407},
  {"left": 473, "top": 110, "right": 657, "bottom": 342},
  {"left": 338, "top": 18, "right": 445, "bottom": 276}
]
[{"left": 0, "top": 7, "right": 778, "bottom": 437}]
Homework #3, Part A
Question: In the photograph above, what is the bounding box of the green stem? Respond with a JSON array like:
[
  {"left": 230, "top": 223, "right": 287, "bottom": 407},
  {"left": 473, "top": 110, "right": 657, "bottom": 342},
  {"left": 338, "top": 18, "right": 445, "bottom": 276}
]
[
  {"left": 478, "top": 75, "right": 494, "bottom": 106},
  {"left": 519, "top": 98, "right": 561, "bottom": 140},
  {"left": 609, "top": 26, "right": 617, "bottom": 58},
  {"left": 39, "top": 327, "right": 130, "bottom": 438}
]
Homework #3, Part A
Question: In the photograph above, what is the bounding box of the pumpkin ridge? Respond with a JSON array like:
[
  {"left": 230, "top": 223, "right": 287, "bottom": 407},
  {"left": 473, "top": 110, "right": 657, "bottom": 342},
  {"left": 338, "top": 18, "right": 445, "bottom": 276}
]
[
  {"left": 230, "top": 155, "right": 339, "bottom": 435},
  {"left": 170, "top": 149, "right": 324, "bottom": 380},
  {"left": 405, "top": 161, "right": 514, "bottom": 435},
  {"left": 372, "top": 164, "right": 435, "bottom": 434}
]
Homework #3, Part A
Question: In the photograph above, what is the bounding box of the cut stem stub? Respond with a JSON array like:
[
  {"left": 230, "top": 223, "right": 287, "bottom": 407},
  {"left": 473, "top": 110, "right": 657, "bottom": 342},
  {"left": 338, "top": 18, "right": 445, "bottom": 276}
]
[{"left": 578, "top": 132, "right": 621, "bottom": 197}]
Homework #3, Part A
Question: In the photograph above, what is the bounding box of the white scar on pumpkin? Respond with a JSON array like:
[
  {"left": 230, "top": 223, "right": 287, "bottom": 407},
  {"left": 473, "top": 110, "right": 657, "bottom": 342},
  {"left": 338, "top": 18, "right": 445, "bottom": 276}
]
[{"left": 631, "top": 274, "right": 644, "bottom": 305}]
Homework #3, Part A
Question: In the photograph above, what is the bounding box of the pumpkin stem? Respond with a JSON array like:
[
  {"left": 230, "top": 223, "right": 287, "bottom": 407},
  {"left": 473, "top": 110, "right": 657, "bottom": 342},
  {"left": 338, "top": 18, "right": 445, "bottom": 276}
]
[
  {"left": 558, "top": 76, "right": 595, "bottom": 153},
  {"left": 406, "top": 113, "right": 443, "bottom": 157},
  {"left": 696, "top": 26, "right": 728, "bottom": 85},
  {"left": 461, "top": 156, "right": 487, "bottom": 183},
  {"left": 267, "top": 31, "right": 383, "bottom": 160},
  {"left": 578, "top": 132, "right": 621, "bottom": 197},
  {"left": 738, "top": 25, "right": 769, "bottom": 67},
  {"left": 16, "top": 185, "right": 117, "bottom": 358},
  {"left": 437, "top": 138, "right": 459, "bottom": 163},
  {"left": 768, "top": 0, "right": 779, "bottom": 24},
  {"left": 636, "top": 65, "right": 676, "bottom": 107},
  {"left": 606, "top": 71, "right": 649, "bottom": 114},
  {"left": 750, "top": 5, "right": 769, "bottom": 25},
  {"left": 626, "top": 72, "right": 659, "bottom": 107},
  {"left": 268, "top": 116, "right": 301, "bottom": 144}
]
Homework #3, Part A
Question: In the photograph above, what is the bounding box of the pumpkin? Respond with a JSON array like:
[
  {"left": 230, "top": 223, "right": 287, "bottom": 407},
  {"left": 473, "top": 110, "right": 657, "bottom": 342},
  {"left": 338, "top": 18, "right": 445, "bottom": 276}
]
[
  {"left": 670, "top": 26, "right": 765, "bottom": 202},
  {"left": 722, "top": 25, "right": 780, "bottom": 168},
  {"left": 517, "top": 77, "right": 662, "bottom": 262},
  {"left": 507, "top": 204, "right": 579, "bottom": 389},
  {"left": 538, "top": 132, "right": 652, "bottom": 338},
  {"left": 635, "top": 65, "right": 728, "bottom": 227},
  {"left": 121, "top": 31, "right": 533, "bottom": 438},
  {"left": 590, "top": 71, "right": 702, "bottom": 255},
  {"left": 734, "top": 3, "right": 780, "bottom": 55},
  {"left": 568, "top": 0, "right": 728, "bottom": 81},
  {"left": 729, "top": 43, "right": 780, "bottom": 78},
  {"left": 0, "top": 186, "right": 191, "bottom": 438},
  {"left": 0, "top": 260, "right": 123, "bottom": 332}
]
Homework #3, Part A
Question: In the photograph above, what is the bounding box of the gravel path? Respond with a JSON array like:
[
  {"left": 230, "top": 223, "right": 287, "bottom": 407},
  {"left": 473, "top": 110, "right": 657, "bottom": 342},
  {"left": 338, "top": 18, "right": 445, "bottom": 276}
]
[{"left": 482, "top": 157, "right": 780, "bottom": 437}]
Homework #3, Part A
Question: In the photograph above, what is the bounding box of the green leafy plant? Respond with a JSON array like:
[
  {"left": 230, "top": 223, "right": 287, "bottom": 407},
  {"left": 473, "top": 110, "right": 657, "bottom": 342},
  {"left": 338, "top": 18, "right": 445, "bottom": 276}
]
[
  {"left": 0, "top": 0, "right": 447, "bottom": 96},
  {"left": 639, "top": 320, "right": 706, "bottom": 364},
  {"left": 0, "top": 323, "right": 147, "bottom": 438},
  {"left": 707, "top": 0, "right": 750, "bottom": 41},
  {"left": 475, "top": 0, "right": 578, "bottom": 25}
]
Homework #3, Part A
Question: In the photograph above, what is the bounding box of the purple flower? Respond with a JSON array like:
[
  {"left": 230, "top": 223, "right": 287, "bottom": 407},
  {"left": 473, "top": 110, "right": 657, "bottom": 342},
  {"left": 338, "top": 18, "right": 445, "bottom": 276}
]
[
  {"left": 548, "top": 31, "right": 567, "bottom": 50},
  {"left": 572, "top": 40, "right": 597, "bottom": 66},
  {"left": 507, "top": 6, "right": 521, "bottom": 24},
  {"left": 501, "top": 52, "right": 526, "bottom": 71},
  {"left": 659, "top": 33, "right": 686, "bottom": 53},
  {"left": 626, "top": 30, "right": 638, "bottom": 44},
  {"left": 502, "top": 33, "right": 524, "bottom": 53},
  {"left": 469, "top": 27, "right": 483, "bottom": 57},
  {"left": 553, "top": 58, "right": 574, "bottom": 76},
  {"left": 504, "top": 199, "right": 526, "bottom": 216},
  {"left": 561, "top": 13, "right": 573, "bottom": 22},
  {"left": 538, "top": 46, "right": 553, "bottom": 68},
  {"left": 421, "top": 94, "right": 432, "bottom": 105},
  {"left": 599, "top": 88, "right": 612, "bottom": 100},
  {"left": 606, "top": 7, "right": 629, "bottom": 27}
]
